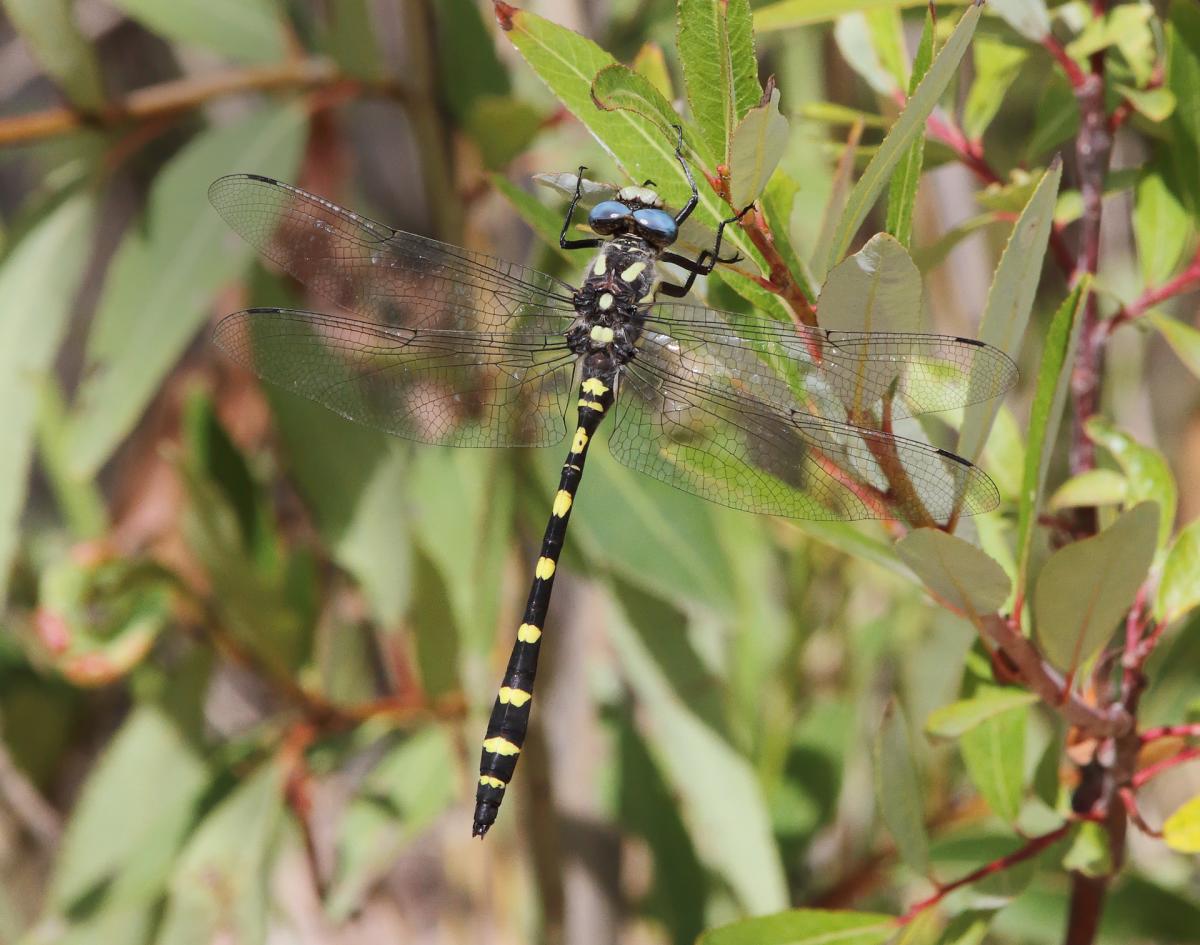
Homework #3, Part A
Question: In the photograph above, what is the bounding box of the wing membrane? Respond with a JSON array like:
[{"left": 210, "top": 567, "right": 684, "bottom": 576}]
[
  {"left": 215, "top": 308, "right": 575, "bottom": 447},
  {"left": 209, "top": 175, "right": 577, "bottom": 333}
]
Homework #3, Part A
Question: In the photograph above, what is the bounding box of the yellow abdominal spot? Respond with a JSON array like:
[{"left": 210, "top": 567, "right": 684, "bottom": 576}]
[
  {"left": 598, "top": 292, "right": 614, "bottom": 310},
  {"left": 593, "top": 255, "right": 607, "bottom": 275},
  {"left": 536, "top": 556, "right": 556, "bottom": 580},
  {"left": 499, "top": 687, "right": 532, "bottom": 707},
  {"left": 552, "top": 489, "right": 573, "bottom": 517},
  {"left": 582, "top": 378, "right": 609, "bottom": 396},
  {"left": 590, "top": 325, "right": 615, "bottom": 344},
  {"left": 479, "top": 775, "right": 506, "bottom": 789},
  {"left": 571, "top": 427, "right": 589, "bottom": 452},
  {"left": 621, "top": 261, "right": 647, "bottom": 282},
  {"left": 578, "top": 398, "right": 605, "bottom": 411},
  {"left": 517, "top": 623, "right": 542, "bottom": 643},
  {"left": 482, "top": 737, "right": 520, "bottom": 756}
]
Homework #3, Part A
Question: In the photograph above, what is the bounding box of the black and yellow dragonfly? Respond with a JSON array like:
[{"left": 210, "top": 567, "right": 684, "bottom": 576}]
[{"left": 208, "top": 134, "right": 1016, "bottom": 838}]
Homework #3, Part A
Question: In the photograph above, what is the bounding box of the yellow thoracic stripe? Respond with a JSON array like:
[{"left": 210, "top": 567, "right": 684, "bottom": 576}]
[
  {"left": 582, "top": 377, "right": 609, "bottom": 396},
  {"left": 479, "top": 775, "right": 506, "bottom": 789},
  {"left": 572, "top": 428, "right": 589, "bottom": 452},
  {"left": 482, "top": 736, "right": 520, "bottom": 756},
  {"left": 593, "top": 255, "right": 606, "bottom": 275},
  {"left": 536, "top": 556, "right": 556, "bottom": 580},
  {"left": 517, "top": 623, "right": 542, "bottom": 643},
  {"left": 499, "top": 686, "right": 532, "bottom": 707},
  {"left": 621, "top": 261, "right": 646, "bottom": 282},
  {"left": 552, "top": 490, "right": 573, "bottom": 517},
  {"left": 578, "top": 399, "right": 605, "bottom": 411}
]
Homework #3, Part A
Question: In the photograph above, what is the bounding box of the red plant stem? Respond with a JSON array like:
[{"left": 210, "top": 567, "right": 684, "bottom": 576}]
[
  {"left": 1141, "top": 723, "right": 1200, "bottom": 743},
  {"left": 897, "top": 823, "right": 1072, "bottom": 924},
  {"left": 1132, "top": 746, "right": 1200, "bottom": 789},
  {"left": 1111, "top": 251, "right": 1200, "bottom": 328},
  {"left": 1119, "top": 786, "right": 1163, "bottom": 838},
  {"left": 1042, "top": 35, "right": 1089, "bottom": 89}
]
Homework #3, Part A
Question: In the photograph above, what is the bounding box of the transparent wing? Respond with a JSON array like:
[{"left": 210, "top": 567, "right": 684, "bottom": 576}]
[
  {"left": 643, "top": 303, "right": 1018, "bottom": 425},
  {"left": 612, "top": 351, "right": 1000, "bottom": 522},
  {"left": 209, "top": 174, "right": 577, "bottom": 333},
  {"left": 215, "top": 308, "right": 576, "bottom": 448}
]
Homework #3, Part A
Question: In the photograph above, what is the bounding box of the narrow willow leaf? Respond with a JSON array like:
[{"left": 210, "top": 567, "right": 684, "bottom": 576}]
[
  {"left": 109, "top": 0, "right": 287, "bottom": 64},
  {"left": 677, "top": 0, "right": 761, "bottom": 163},
  {"left": 1156, "top": 520, "right": 1200, "bottom": 624},
  {"left": 960, "top": 703, "right": 1027, "bottom": 824},
  {"left": 1163, "top": 794, "right": 1200, "bottom": 853},
  {"left": 65, "top": 104, "right": 306, "bottom": 477},
  {"left": 5, "top": 0, "right": 106, "bottom": 109},
  {"left": 1086, "top": 418, "right": 1176, "bottom": 550},
  {"left": 0, "top": 193, "right": 96, "bottom": 606},
  {"left": 887, "top": 8, "right": 933, "bottom": 247},
  {"left": 699, "top": 909, "right": 895, "bottom": 945},
  {"left": 834, "top": 13, "right": 899, "bottom": 96},
  {"left": 1047, "top": 468, "right": 1128, "bottom": 512},
  {"left": 728, "top": 85, "right": 790, "bottom": 208},
  {"left": 963, "top": 35, "right": 1029, "bottom": 140},
  {"left": 1148, "top": 311, "right": 1200, "bottom": 380},
  {"left": 896, "top": 529, "right": 1011, "bottom": 623},
  {"left": 1033, "top": 502, "right": 1158, "bottom": 673},
  {"left": 989, "top": 0, "right": 1051, "bottom": 41},
  {"left": 927, "top": 688, "right": 1040, "bottom": 738},
  {"left": 755, "top": 0, "right": 942, "bottom": 31},
  {"left": 1015, "top": 282, "right": 1089, "bottom": 590},
  {"left": 957, "top": 161, "right": 1061, "bottom": 463},
  {"left": 591, "top": 63, "right": 708, "bottom": 164},
  {"left": 864, "top": 4, "right": 908, "bottom": 89},
  {"left": 818, "top": 233, "right": 923, "bottom": 333},
  {"left": 874, "top": 702, "right": 930, "bottom": 873},
  {"left": 1135, "top": 172, "right": 1192, "bottom": 286},
  {"left": 632, "top": 41, "right": 674, "bottom": 101},
  {"left": 913, "top": 212, "right": 1003, "bottom": 270},
  {"left": 825, "top": 1, "right": 983, "bottom": 273}
]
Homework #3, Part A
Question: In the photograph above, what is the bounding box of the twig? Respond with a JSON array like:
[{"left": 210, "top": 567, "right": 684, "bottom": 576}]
[
  {"left": 1119, "top": 786, "right": 1163, "bottom": 838},
  {"left": 1131, "top": 745, "right": 1200, "bottom": 789},
  {"left": 1141, "top": 723, "right": 1200, "bottom": 743},
  {"left": 1109, "top": 250, "right": 1200, "bottom": 329}
]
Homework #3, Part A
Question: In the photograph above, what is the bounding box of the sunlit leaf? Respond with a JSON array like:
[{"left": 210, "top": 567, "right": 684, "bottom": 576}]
[
  {"left": 591, "top": 62, "right": 697, "bottom": 159},
  {"left": 728, "top": 85, "right": 790, "bottom": 208},
  {"left": 1033, "top": 502, "right": 1158, "bottom": 672},
  {"left": 963, "top": 34, "right": 1028, "bottom": 140},
  {"left": 1047, "top": 468, "right": 1128, "bottom": 512},
  {"left": 678, "top": 0, "right": 761, "bottom": 163},
  {"left": 896, "top": 529, "right": 1010, "bottom": 624},
  {"left": 1156, "top": 519, "right": 1200, "bottom": 625},
  {"left": 1163, "top": 793, "right": 1200, "bottom": 853},
  {"left": 1135, "top": 173, "right": 1192, "bottom": 287},
  {"left": 109, "top": 0, "right": 287, "bottom": 64},
  {"left": 4, "top": 0, "right": 106, "bottom": 109},
  {"left": 633, "top": 41, "right": 674, "bottom": 101},
  {"left": 926, "top": 688, "right": 1040, "bottom": 738},
  {"left": 0, "top": 193, "right": 95, "bottom": 607},
  {"left": 1086, "top": 418, "right": 1176, "bottom": 550},
  {"left": 874, "top": 702, "right": 930, "bottom": 873},
  {"left": 699, "top": 909, "right": 895, "bottom": 945},
  {"left": 756, "top": 0, "right": 948, "bottom": 31},
  {"left": 957, "top": 161, "right": 1061, "bottom": 462}
]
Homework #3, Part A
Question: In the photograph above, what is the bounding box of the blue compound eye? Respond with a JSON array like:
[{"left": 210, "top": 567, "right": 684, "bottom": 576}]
[
  {"left": 588, "top": 200, "right": 632, "bottom": 235},
  {"left": 633, "top": 207, "right": 678, "bottom": 247}
]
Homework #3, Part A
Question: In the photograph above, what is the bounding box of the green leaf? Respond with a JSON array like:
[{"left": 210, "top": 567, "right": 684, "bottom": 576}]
[
  {"left": 699, "top": 909, "right": 895, "bottom": 945},
  {"left": 1015, "top": 281, "right": 1089, "bottom": 590},
  {"left": 1068, "top": 4, "right": 1155, "bottom": 84},
  {"left": 834, "top": 13, "right": 900, "bottom": 96},
  {"left": 435, "top": 0, "right": 509, "bottom": 118},
  {"left": 728, "top": 85, "right": 790, "bottom": 208},
  {"left": 818, "top": 232, "right": 923, "bottom": 336},
  {"left": 1033, "top": 502, "right": 1158, "bottom": 673},
  {"left": 887, "top": 9, "right": 933, "bottom": 247},
  {"left": 989, "top": 0, "right": 1051, "bottom": 42},
  {"left": 1156, "top": 519, "right": 1200, "bottom": 625},
  {"left": 0, "top": 193, "right": 96, "bottom": 607},
  {"left": 1026, "top": 77, "right": 1079, "bottom": 161},
  {"left": 677, "top": 0, "right": 761, "bottom": 164},
  {"left": 1117, "top": 85, "right": 1178, "bottom": 123},
  {"left": 632, "top": 42, "right": 674, "bottom": 101},
  {"left": 936, "top": 911, "right": 996, "bottom": 945},
  {"left": 963, "top": 34, "right": 1028, "bottom": 140},
  {"left": 896, "top": 529, "right": 1011, "bottom": 623},
  {"left": 1163, "top": 0, "right": 1200, "bottom": 215},
  {"left": 957, "top": 161, "right": 1061, "bottom": 463},
  {"left": 157, "top": 759, "right": 287, "bottom": 945},
  {"left": 865, "top": 4, "right": 909, "bottom": 89},
  {"left": 926, "top": 688, "right": 1040, "bottom": 738},
  {"left": 824, "top": 1, "right": 983, "bottom": 273},
  {"left": 610, "top": 585, "right": 787, "bottom": 913},
  {"left": 1163, "top": 793, "right": 1200, "bottom": 853},
  {"left": 1135, "top": 173, "right": 1192, "bottom": 287},
  {"left": 1047, "top": 468, "right": 1128, "bottom": 512},
  {"left": 65, "top": 103, "right": 306, "bottom": 478},
  {"left": 761, "top": 172, "right": 818, "bottom": 302},
  {"left": 1148, "top": 310, "right": 1200, "bottom": 381},
  {"left": 874, "top": 702, "right": 930, "bottom": 873},
  {"left": 324, "top": 0, "right": 384, "bottom": 81},
  {"left": 755, "top": 0, "right": 941, "bottom": 32},
  {"left": 464, "top": 96, "right": 544, "bottom": 170},
  {"left": 4, "top": 0, "right": 106, "bottom": 109},
  {"left": 960, "top": 701, "right": 1027, "bottom": 823},
  {"left": 913, "top": 212, "right": 1004, "bottom": 271},
  {"left": 109, "top": 0, "right": 287, "bottom": 64},
  {"left": 1061, "top": 820, "right": 1113, "bottom": 877},
  {"left": 1086, "top": 418, "right": 1176, "bottom": 550}
]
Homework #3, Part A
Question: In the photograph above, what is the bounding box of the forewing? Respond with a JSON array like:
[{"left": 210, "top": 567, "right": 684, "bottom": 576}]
[
  {"left": 613, "top": 351, "right": 999, "bottom": 522},
  {"left": 209, "top": 174, "right": 577, "bottom": 333},
  {"left": 215, "top": 308, "right": 575, "bottom": 447},
  {"left": 643, "top": 303, "right": 1017, "bottom": 425}
]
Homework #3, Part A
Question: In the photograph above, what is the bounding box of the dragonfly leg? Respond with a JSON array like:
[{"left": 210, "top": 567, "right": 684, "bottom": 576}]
[
  {"left": 656, "top": 203, "right": 754, "bottom": 296},
  {"left": 560, "top": 164, "right": 603, "bottom": 251},
  {"left": 671, "top": 125, "right": 700, "bottom": 228}
]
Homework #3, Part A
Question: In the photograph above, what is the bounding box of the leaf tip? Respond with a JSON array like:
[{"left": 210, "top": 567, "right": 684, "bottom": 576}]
[{"left": 493, "top": 0, "right": 518, "bottom": 30}]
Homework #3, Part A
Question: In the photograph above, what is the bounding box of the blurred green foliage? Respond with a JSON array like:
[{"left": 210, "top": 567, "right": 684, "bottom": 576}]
[{"left": 0, "top": 1, "right": 1199, "bottom": 944}]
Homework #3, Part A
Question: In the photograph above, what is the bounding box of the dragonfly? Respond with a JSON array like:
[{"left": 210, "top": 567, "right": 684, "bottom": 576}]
[{"left": 208, "top": 129, "right": 1017, "bottom": 838}]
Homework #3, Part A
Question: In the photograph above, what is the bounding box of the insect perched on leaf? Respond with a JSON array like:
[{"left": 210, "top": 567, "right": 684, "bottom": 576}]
[{"left": 209, "top": 127, "right": 1015, "bottom": 837}]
